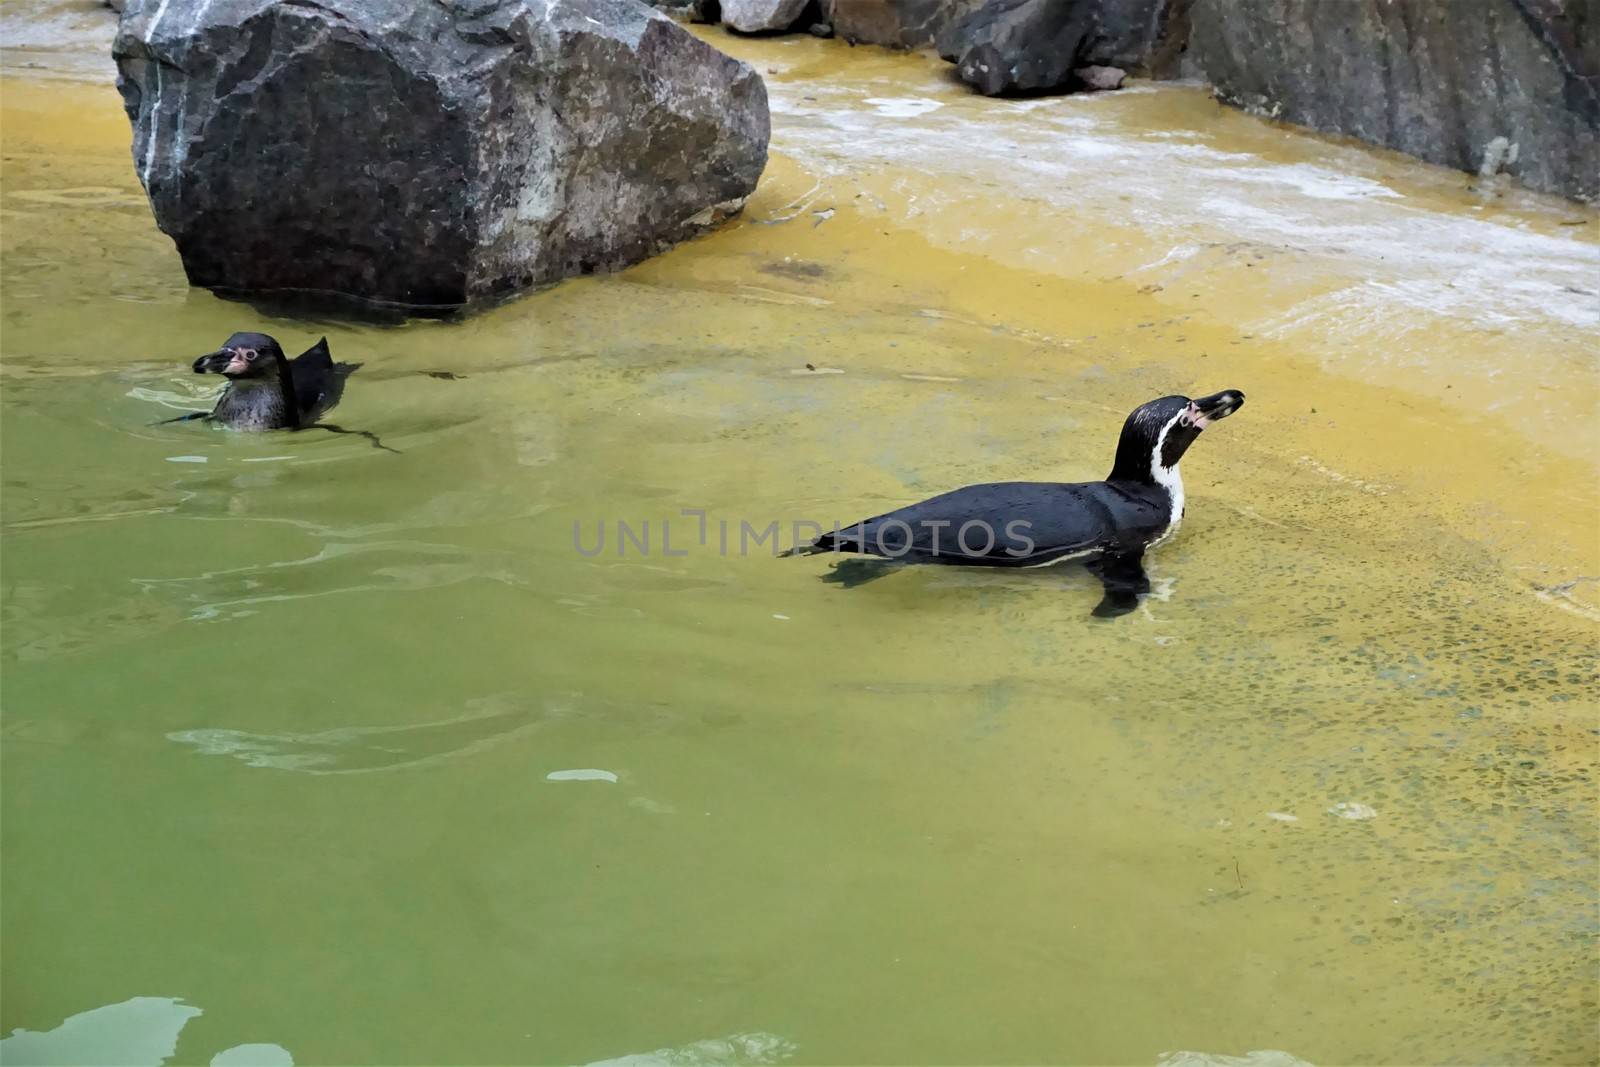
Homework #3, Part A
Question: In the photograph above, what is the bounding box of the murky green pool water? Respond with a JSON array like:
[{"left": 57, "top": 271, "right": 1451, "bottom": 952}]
[{"left": 3, "top": 13, "right": 1598, "bottom": 1066}]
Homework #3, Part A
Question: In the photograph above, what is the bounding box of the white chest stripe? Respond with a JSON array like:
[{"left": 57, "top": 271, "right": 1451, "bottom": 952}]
[{"left": 1146, "top": 412, "right": 1186, "bottom": 551}]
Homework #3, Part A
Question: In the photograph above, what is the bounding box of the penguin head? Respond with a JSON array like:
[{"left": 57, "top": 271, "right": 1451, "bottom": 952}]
[
  {"left": 192, "top": 332, "right": 286, "bottom": 381},
  {"left": 1110, "top": 389, "right": 1245, "bottom": 483}
]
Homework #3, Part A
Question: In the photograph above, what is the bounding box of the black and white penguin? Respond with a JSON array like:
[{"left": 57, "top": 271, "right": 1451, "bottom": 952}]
[
  {"left": 189, "top": 332, "right": 352, "bottom": 430},
  {"left": 784, "top": 389, "right": 1246, "bottom": 616}
]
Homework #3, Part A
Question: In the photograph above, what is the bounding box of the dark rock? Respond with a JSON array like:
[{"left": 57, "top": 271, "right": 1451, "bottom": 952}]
[
  {"left": 722, "top": 0, "right": 810, "bottom": 31},
  {"left": 809, "top": 20, "right": 835, "bottom": 35},
  {"left": 1183, "top": 0, "right": 1599, "bottom": 202},
  {"left": 105, "top": 0, "right": 124, "bottom": 12},
  {"left": 1086, "top": 0, "right": 1187, "bottom": 73},
  {"left": 937, "top": 0, "right": 1098, "bottom": 95},
  {"left": 689, "top": 0, "right": 723, "bottom": 24},
  {"left": 824, "top": 0, "right": 986, "bottom": 49},
  {"left": 935, "top": 0, "right": 1172, "bottom": 94},
  {"left": 113, "top": 0, "right": 770, "bottom": 313}
]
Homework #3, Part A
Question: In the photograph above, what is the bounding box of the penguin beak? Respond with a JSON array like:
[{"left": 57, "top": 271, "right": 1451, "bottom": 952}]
[
  {"left": 193, "top": 349, "right": 231, "bottom": 374},
  {"left": 193, "top": 348, "right": 249, "bottom": 377},
  {"left": 1188, "top": 389, "right": 1246, "bottom": 429}
]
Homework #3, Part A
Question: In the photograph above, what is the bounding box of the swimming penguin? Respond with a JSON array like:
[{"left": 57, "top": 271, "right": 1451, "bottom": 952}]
[
  {"left": 189, "top": 332, "right": 350, "bottom": 430},
  {"left": 165, "top": 332, "right": 395, "bottom": 451},
  {"left": 783, "top": 389, "right": 1246, "bottom": 616}
]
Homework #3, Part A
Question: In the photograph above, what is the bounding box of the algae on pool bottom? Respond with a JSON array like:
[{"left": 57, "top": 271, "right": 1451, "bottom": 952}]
[{"left": 1, "top": 25, "right": 1597, "bottom": 1067}]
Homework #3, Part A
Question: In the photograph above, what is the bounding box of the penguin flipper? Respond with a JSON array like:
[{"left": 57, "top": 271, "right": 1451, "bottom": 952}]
[
  {"left": 291, "top": 340, "right": 360, "bottom": 421},
  {"left": 292, "top": 337, "right": 334, "bottom": 373},
  {"left": 153, "top": 411, "right": 211, "bottom": 425},
  {"left": 1087, "top": 550, "right": 1149, "bottom": 619}
]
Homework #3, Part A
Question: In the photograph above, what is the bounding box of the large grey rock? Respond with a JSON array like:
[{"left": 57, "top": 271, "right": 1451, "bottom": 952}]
[
  {"left": 824, "top": 0, "right": 984, "bottom": 48},
  {"left": 722, "top": 0, "right": 810, "bottom": 31},
  {"left": 937, "top": 0, "right": 1097, "bottom": 94},
  {"left": 1088, "top": 0, "right": 1184, "bottom": 73},
  {"left": 935, "top": 0, "right": 1180, "bottom": 94},
  {"left": 1183, "top": 0, "right": 1599, "bottom": 201},
  {"left": 112, "top": 0, "right": 770, "bottom": 312}
]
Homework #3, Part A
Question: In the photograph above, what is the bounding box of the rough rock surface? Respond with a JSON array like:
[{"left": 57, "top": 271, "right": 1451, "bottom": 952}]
[
  {"left": 937, "top": 0, "right": 1097, "bottom": 94},
  {"left": 936, "top": 0, "right": 1180, "bottom": 94},
  {"left": 722, "top": 0, "right": 810, "bottom": 32},
  {"left": 1089, "top": 0, "right": 1185, "bottom": 73},
  {"left": 825, "top": 0, "right": 985, "bottom": 48},
  {"left": 1183, "top": 0, "right": 1599, "bottom": 201},
  {"left": 112, "top": 0, "right": 771, "bottom": 312}
]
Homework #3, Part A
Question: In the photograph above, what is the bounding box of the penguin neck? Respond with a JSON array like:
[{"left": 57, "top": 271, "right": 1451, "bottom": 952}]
[
  {"left": 1149, "top": 419, "right": 1186, "bottom": 525},
  {"left": 270, "top": 353, "right": 300, "bottom": 426},
  {"left": 1108, "top": 423, "right": 1185, "bottom": 525},
  {"left": 1152, "top": 458, "right": 1184, "bottom": 523},
  {"left": 216, "top": 356, "right": 300, "bottom": 428}
]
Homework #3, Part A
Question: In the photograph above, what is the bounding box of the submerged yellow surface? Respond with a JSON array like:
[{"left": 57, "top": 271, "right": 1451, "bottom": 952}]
[{"left": 2, "top": 23, "right": 1598, "bottom": 1067}]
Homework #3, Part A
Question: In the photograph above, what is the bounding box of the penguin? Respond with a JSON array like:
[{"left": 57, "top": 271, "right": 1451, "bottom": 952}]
[
  {"left": 165, "top": 332, "right": 395, "bottom": 452},
  {"left": 783, "top": 389, "right": 1245, "bottom": 616},
  {"left": 189, "top": 332, "right": 351, "bottom": 430}
]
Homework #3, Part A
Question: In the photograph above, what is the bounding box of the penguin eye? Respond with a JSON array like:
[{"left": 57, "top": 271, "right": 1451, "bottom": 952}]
[{"left": 242, "top": 350, "right": 258, "bottom": 362}]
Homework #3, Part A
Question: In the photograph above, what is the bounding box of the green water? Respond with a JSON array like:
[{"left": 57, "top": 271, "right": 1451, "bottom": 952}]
[{"left": 3, "top": 28, "right": 1598, "bottom": 1067}]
